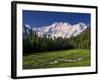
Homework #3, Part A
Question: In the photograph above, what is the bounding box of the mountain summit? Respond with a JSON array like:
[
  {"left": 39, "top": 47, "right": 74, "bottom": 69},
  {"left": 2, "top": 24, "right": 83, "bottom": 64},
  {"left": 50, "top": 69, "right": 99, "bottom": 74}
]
[{"left": 24, "top": 22, "right": 88, "bottom": 38}]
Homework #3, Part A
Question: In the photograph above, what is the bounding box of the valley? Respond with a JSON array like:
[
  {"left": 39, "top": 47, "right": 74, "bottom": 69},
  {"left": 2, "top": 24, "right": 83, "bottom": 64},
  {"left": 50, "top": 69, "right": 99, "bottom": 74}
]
[{"left": 23, "top": 22, "right": 91, "bottom": 69}]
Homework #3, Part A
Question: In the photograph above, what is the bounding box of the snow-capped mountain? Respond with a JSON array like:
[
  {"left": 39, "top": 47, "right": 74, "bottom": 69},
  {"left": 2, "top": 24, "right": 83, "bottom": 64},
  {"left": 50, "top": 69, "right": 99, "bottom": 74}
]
[{"left": 23, "top": 22, "right": 87, "bottom": 38}]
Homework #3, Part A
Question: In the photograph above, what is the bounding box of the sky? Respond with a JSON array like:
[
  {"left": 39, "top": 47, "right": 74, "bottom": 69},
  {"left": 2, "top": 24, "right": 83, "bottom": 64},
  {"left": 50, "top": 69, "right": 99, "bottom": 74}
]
[{"left": 23, "top": 10, "right": 91, "bottom": 27}]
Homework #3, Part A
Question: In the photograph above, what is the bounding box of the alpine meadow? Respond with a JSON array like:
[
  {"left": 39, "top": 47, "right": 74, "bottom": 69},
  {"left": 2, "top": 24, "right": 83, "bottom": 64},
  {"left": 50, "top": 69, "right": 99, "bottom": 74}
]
[{"left": 23, "top": 10, "right": 91, "bottom": 69}]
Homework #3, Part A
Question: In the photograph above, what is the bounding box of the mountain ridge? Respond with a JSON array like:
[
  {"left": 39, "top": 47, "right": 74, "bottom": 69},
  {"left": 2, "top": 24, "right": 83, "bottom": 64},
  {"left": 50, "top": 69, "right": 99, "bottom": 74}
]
[{"left": 23, "top": 22, "right": 88, "bottom": 38}]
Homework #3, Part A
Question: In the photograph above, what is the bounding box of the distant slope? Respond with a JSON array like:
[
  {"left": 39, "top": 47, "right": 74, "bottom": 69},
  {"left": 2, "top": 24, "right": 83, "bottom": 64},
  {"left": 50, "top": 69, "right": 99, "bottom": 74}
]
[{"left": 71, "top": 27, "right": 91, "bottom": 49}]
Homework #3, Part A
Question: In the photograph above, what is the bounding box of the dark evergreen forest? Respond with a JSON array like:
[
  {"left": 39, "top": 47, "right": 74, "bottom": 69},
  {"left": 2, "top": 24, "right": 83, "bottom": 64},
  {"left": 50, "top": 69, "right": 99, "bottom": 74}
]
[{"left": 23, "top": 27, "right": 90, "bottom": 54}]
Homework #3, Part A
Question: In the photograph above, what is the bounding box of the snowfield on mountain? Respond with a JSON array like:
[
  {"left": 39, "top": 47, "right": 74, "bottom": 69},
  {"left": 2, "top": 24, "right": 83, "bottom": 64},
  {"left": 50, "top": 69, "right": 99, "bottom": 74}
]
[{"left": 24, "top": 22, "right": 88, "bottom": 38}]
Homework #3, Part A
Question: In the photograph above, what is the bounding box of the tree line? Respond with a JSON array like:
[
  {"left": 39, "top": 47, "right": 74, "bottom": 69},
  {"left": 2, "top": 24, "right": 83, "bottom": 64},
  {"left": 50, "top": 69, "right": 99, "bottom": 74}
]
[{"left": 23, "top": 27, "right": 90, "bottom": 54}]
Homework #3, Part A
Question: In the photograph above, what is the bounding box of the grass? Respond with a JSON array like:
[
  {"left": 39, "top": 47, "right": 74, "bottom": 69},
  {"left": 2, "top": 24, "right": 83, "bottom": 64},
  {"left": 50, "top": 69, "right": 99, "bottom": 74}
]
[{"left": 23, "top": 49, "right": 90, "bottom": 69}]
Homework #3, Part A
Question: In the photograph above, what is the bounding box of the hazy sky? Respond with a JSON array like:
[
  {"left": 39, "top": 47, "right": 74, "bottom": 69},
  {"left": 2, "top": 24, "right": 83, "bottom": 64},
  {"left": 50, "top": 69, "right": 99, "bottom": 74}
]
[{"left": 23, "top": 10, "right": 91, "bottom": 27}]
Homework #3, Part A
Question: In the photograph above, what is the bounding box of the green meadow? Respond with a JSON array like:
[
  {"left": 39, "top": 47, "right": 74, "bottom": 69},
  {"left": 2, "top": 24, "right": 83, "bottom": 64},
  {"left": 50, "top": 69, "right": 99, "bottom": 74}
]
[{"left": 23, "top": 49, "right": 90, "bottom": 69}]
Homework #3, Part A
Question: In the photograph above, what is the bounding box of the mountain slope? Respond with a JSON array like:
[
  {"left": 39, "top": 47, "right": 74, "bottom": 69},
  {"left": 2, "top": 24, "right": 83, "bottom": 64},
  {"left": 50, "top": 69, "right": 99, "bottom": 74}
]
[
  {"left": 23, "top": 24, "right": 90, "bottom": 54},
  {"left": 71, "top": 27, "right": 91, "bottom": 49}
]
